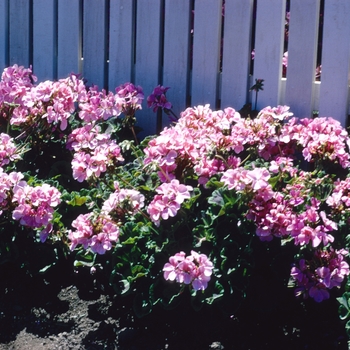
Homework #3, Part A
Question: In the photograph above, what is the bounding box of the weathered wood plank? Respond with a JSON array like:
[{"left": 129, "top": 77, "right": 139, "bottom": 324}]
[
  {"left": 253, "top": 0, "right": 286, "bottom": 110},
  {"left": 108, "top": 0, "right": 134, "bottom": 91},
  {"left": 9, "top": 0, "right": 31, "bottom": 67},
  {"left": 221, "top": 0, "right": 254, "bottom": 111},
  {"left": 134, "top": 0, "right": 162, "bottom": 136},
  {"left": 57, "top": 0, "right": 82, "bottom": 79},
  {"left": 285, "top": 0, "right": 320, "bottom": 119},
  {"left": 0, "top": 0, "right": 9, "bottom": 73},
  {"left": 162, "top": 0, "right": 191, "bottom": 125},
  {"left": 33, "top": 0, "right": 57, "bottom": 82},
  {"left": 318, "top": 1, "right": 350, "bottom": 126},
  {"left": 82, "top": 0, "right": 107, "bottom": 88},
  {"left": 191, "top": 0, "right": 222, "bottom": 108}
]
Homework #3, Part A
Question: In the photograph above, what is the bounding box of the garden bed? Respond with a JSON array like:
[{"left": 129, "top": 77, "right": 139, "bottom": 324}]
[{"left": 0, "top": 250, "right": 347, "bottom": 350}]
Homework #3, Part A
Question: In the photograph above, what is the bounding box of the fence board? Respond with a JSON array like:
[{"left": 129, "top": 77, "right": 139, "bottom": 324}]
[
  {"left": 9, "top": 0, "right": 31, "bottom": 68},
  {"left": 163, "top": 0, "right": 191, "bottom": 125},
  {"left": 108, "top": 0, "right": 134, "bottom": 91},
  {"left": 82, "top": 0, "right": 107, "bottom": 89},
  {"left": 0, "top": 0, "right": 9, "bottom": 72},
  {"left": 253, "top": 0, "right": 286, "bottom": 110},
  {"left": 134, "top": 0, "right": 162, "bottom": 136},
  {"left": 33, "top": 0, "right": 57, "bottom": 82},
  {"left": 285, "top": 0, "right": 320, "bottom": 119},
  {"left": 191, "top": 0, "right": 222, "bottom": 108},
  {"left": 318, "top": 1, "right": 350, "bottom": 126},
  {"left": 57, "top": 0, "right": 82, "bottom": 79},
  {"left": 221, "top": 0, "right": 254, "bottom": 110}
]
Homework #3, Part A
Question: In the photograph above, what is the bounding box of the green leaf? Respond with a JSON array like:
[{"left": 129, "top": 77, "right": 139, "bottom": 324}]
[
  {"left": 131, "top": 264, "right": 147, "bottom": 277},
  {"left": 110, "top": 271, "right": 131, "bottom": 295},
  {"left": 346, "top": 320, "right": 350, "bottom": 338},
  {"left": 133, "top": 292, "right": 153, "bottom": 318},
  {"left": 208, "top": 189, "right": 225, "bottom": 207},
  {"left": 66, "top": 194, "right": 88, "bottom": 206},
  {"left": 337, "top": 293, "right": 350, "bottom": 320},
  {"left": 122, "top": 237, "right": 139, "bottom": 245},
  {"left": 73, "top": 250, "right": 96, "bottom": 267}
]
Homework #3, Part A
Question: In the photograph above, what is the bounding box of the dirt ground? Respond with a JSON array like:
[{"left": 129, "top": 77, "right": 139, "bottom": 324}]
[{"left": 0, "top": 257, "right": 348, "bottom": 350}]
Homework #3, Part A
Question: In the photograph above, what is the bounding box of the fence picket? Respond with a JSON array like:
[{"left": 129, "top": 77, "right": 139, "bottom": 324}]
[
  {"left": 33, "top": 0, "right": 57, "bottom": 82},
  {"left": 318, "top": 1, "right": 350, "bottom": 126},
  {"left": 82, "top": 0, "right": 107, "bottom": 89},
  {"left": 9, "top": 0, "right": 31, "bottom": 68},
  {"left": 163, "top": 0, "right": 191, "bottom": 125},
  {"left": 57, "top": 0, "right": 82, "bottom": 79},
  {"left": 191, "top": 0, "right": 223, "bottom": 109},
  {"left": 253, "top": 0, "right": 286, "bottom": 110},
  {"left": 0, "top": 0, "right": 8, "bottom": 71},
  {"left": 221, "top": 0, "right": 254, "bottom": 111},
  {"left": 134, "top": 0, "right": 162, "bottom": 136},
  {"left": 285, "top": 0, "right": 320, "bottom": 119},
  {"left": 108, "top": 0, "right": 135, "bottom": 91}
]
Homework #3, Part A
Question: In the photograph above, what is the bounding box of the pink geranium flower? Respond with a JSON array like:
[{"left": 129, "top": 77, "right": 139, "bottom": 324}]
[{"left": 163, "top": 251, "right": 213, "bottom": 291}]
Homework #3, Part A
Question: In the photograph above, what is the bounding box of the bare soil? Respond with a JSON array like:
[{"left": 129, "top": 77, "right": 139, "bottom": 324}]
[{"left": 0, "top": 257, "right": 348, "bottom": 350}]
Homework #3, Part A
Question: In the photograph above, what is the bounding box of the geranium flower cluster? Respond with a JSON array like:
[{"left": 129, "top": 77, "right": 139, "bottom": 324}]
[
  {"left": 102, "top": 181, "right": 145, "bottom": 218},
  {"left": 327, "top": 177, "right": 350, "bottom": 215},
  {"left": 0, "top": 133, "right": 21, "bottom": 166},
  {"left": 78, "top": 84, "right": 122, "bottom": 124},
  {"left": 283, "top": 116, "right": 350, "bottom": 168},
  {"left": 115, "top": 82, "right": 144, "bottom": 117},
  {"left": 68, "top": 213, "right": 120, "bottom": 255},
  {"left": 144, "top": 104, "right": 242, "bottom": 184},
  {"left": 0, "top": 64, "right": 36, "bottom": 109},
  {"left": 11, "top": 180, "right": 61, "bottom": 242},
  {"left": 68, "top": 183, "right": 145, "bottom": 254},
  {"left": 0, "top": 170, "right": 24, "bottom": 215},
  {"left": 67, "top": 124, "right": 124, "bottom": 182},
  {"left": 147, "top": 85, "right": 172, "bottom": 112},
  {"left": 147, "top": 179, "right": 193, "bottom": 226},
  {"left": 10, "top": 75, "right": 81, "bottom": 131},
  {"left": 163, "top": 250, "right": 214, "bottom": 290},
  {"left": 290, "top": 248, "right": 350, "bottom": 302},
  {"left": 0, "top": 64, "right": 129, "bottom": 143}
]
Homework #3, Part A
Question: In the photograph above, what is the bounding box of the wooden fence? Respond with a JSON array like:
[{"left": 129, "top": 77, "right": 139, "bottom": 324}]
[{"left": 0, "top": 0, "right": 350, "bottom": 135}]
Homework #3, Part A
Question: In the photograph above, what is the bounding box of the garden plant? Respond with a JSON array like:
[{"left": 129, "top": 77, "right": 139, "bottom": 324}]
[{"left": 1, "top": 64, "right": 350, "bottom": 346}]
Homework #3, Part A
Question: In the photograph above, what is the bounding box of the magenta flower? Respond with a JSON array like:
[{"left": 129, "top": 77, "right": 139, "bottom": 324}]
[
  {"left": 147, "top": 85, "right": 172, "bottom": 113},
  {"left": 147, "top": 179, "right": 193, "bottom": 226},
  {"left": 102, "top": 186, "right": 145, "bottom": 217},
  {"left": 11, "top": 181, "right": 61, "bottom": 241},
  {"left": 163, "top": 251, "right": 213, "bottom": 290},
  {"left": 68, "top": 213, "right": 120, "bottom": 254},
  {"left": 290, "top": 248, "right": 350, "bottom": 302},
  {"left": 115, "top": 82, "right": 144, "bottom": 117},
  {"left": 69, "top": 126, "right": 124, "bottom": 182}
]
